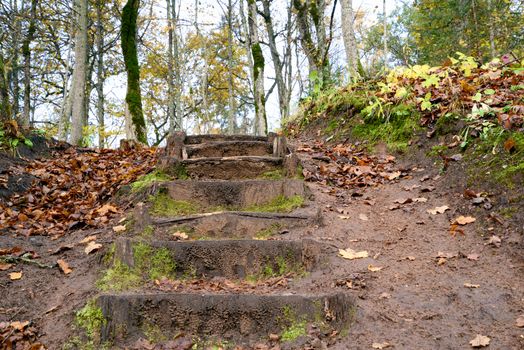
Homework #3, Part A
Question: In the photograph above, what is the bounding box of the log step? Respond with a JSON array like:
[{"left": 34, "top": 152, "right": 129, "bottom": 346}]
[
  {"left": 185, "top": 140, "right": 273, "bottom": 159},
  {"left": 98, "top": 292, "right": 355, "bottom": 345},
  {"left": 179, "top": 156, "right": 283, "bottom": 180},
  {"left": 114, "top": 237, "right": 322, "bottom": 279}
]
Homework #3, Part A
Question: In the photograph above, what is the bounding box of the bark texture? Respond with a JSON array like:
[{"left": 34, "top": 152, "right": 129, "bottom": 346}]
[{"left": 121, "top": 0, "right": 148, "bottom": 144}]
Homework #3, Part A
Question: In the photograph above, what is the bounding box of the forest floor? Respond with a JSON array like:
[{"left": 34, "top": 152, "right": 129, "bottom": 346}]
[{"left": 0, "top": 130, "right": 522, "bottom": 349}]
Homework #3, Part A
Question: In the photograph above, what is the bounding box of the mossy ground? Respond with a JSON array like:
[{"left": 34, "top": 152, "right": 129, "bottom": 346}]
[
  {"left": 245, "top": 195, "right": 304, "bottom": 213},
  {"left": 63, "top": 300, "right": 110, "bottom": 350},
  {"left": 149, "top": 191, "right": 201, "bottom": 217},
  {"left": 131, "top": 170, "right": 173, "bottom": 193},
  {"left": 97, "top": 242, "right": 176, "bottom": 292},
  {"left": 279, "top": 306, "right": 307, "bottom": 342}
]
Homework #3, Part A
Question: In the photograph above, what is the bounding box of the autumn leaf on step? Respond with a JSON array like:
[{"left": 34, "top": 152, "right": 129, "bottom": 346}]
[
  {"left": 339, "top": 248, "right": 369, "bottom": 260},
  {"left": 427, "top": 205, "right": 449, "bottom": 215},
  {"left": 57, "top": 259, "right": 72, "bottom": 275},
  {"left": 453, "top": 216, "right": 476, "bottom": 225},
  {"left": 112, "top": 225, "right": 127, "bottom": 233},
  {"left": 9, "top": 271, "right": 22, "bottom": 280},
  {"left": 85, "top": 241, "right": 102, "bottom": 254},
  {"left": 172, "top": 231, "right": 188, "bottom": 240},
  {"left": 469, "top": 334, "right": 490, "bottom": 347}
]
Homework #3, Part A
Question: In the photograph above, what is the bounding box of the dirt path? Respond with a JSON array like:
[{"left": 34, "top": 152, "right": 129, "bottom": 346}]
[{"left": 293, "top": 139, "right": 524, "bottom": 349}]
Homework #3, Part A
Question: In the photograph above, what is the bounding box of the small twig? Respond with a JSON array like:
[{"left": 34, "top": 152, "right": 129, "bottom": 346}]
[{"left": 1, "top": 255, "right": 56, "bottom": 269}]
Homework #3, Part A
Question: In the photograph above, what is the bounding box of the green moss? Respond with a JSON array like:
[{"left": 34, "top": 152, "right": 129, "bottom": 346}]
[
  {"left": 149, "top": 191, "right": 200, "bottom": 217},
  {"left": 351, "top": 109, "right": 421, "bottom": 153},
  {"left": 261, "top": 169, "right": 284, "bottom": 180},
  {"left": 142, "top": 322, "right": 167, "bottom": 343},
  {"left": 63, "top": 300, "right": 110, "bottom": 350},
  {"left": 254, "top": 223, "right": 281, "bottom": 239},
  {"left": 245, "top": 195, "right": 304, "bottom": 213},
  {"left": 435, "top": 113, "right": 460, "bottom": 135},
  {"left": 427, "top": 145, "right": 448, "bottom": 157},
  {"left": 251, "top": 42, "right": 264, "bottom": 83},
  {"left": 131, "top": 171, "right": 173, "bottom": 193},
  {"left": 140, "top": 225, "right": 154, "bottom": 239},
  {"left": 280, "top": 306, "right": 307, "bottom": 342},
  {"left": 172, "top": 163, "right": 189, "bottom": 179},
  {"left": 98, "top": 242, "right": 176, "bottom": 292},
  {"left": 498, "top": 206, "right": 518, "bottom": 219},
  {"left": 97, "top": 260, "right": 142, "bottom": 292}
]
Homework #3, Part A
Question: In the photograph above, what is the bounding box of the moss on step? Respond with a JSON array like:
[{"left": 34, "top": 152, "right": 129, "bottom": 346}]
[
  {"left": 261, "top": 169, "right": 284, "bottom": 180},
  {"left": 63, "top": 300, "right": 110, "bottom": 350},
  {"left": 97, "top": 242, "right": 176, "bottom": 292},
  {"left": 131, "top": 170, "right": 173, "bottom": 193},
  {"left": 254, "top": 223, "right": 282, "bottom": 239},
  {"left": 246, "top": 256, "right": 306, "bottom": 283},
  {"left": 149, "top": 191, "right": 200, "bottom": 217},
  {"left": 245, "top": 195, "right": 304, "bottom": 213},
  {"left": 280, "top": 306, "right": 307, "bottom": 342}
]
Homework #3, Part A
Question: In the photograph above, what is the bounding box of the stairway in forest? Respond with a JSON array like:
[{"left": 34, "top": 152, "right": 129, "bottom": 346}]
[{"left": 98, "top": 133, "right": 355, "bottom": 348}]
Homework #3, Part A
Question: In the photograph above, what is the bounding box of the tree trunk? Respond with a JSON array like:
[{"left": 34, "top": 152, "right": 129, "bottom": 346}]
[
  {"left": 340, "top": 0, "right": 359, "bottom": 80},
  {"left": 261, "top": 0, "right": 289, "bottom": 124},
  {"left": 226, "top": 0, "right": 236, "bottom": 134},
  {"left": 171, "top": 0, "right": 183, "bottom": 131},
  {"left": 21, "top": 0, "right": 38, "bottom": 127},
  {"left": 121, "top": 0, "right": 148, "bottom": 144},
  {"left": 166, "top": 0, "right": 175, "bottom": 131},
  {"left": 240, "top": 0, "right": 254, "bottom": 130},
  {"left": 96, "top": 0, "right": 105, "bottom": 148},
  {"left": 383, "top": 0, "right": 387, "bottom": 70},
  {"left": 247, "top": 0, "right": 266, "bottom": 136},
  {"left": 0, "top": 53, "right": 11, "bottom": 122},
  {"left": 69, "top": 0, "right": 88, "bottom": 145},
  {"left": 487, "top": 0, "right": 496, "bottom": 58},
  {"left": 12, "top": 0, "right": 20, "bottom": 120}
]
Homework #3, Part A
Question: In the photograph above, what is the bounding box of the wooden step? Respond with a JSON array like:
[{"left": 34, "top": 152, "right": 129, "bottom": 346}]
[
  {"left": 150, "top": 210, "right": 322, "bottom": 240},
  {"left": 185, "top": 134, "right": 271, "bottom": 145},
  {"left": 152, "top": 179, "right": 308, "bottom": 210},
  {"left": 98, "top": 292, "right": 355, "bottom": 345},
  {"left": 114, "top": 237, "right": 322, "bottom": 279},
  {"left": 185, "top": 140, "right": 273, "bottom": 159},
  {"left": 179, "top": 156, "right": 283, "bottom": 180}
]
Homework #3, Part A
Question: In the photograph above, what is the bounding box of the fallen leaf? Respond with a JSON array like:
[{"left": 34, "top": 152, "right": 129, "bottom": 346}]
[
  {"left": 338, "top": 215, "right": 350, "bottom": 220},
  {"left": 463, "top": 189, "right": 478, "bottom": 199},
  {"left": 387, "top": 171, "right": 401, "bottom": 180},
  {"left": 96, "top": 203, "right": 118, "bottom": 216},
  {"left": 515, "top": 315, "right": 524, "bottom": 328},
  {"left": 406, "top": 256, "right": 416, "bottom": 261},
  {"left": 339, "top": 248, "right": 369, "bottom": 260},
  {"left": 467, "top": 253, "right": 479, "bottom": 261},
  {"left": 437, "top": 251, "right": 457, "bottom": 259},
  {"left": 469, "top": 334, "right": 490, "bottom": 347},
  {"left": 437, "top": 257, "right": 447, "bottom": 266},
  {"left": 464, "top": 283, "right": 480, "bottom": 288},
  {"left": 449, "top": 224, "right": 465, "bottom": 236},
  {"left": 10, "top": 321, "right": 30, "bottom": 331},
  {"left": 359, "top": 214, "right": 369, "bottom": 221},
  {"left": 112, "top": 225, "right": 126, "bottom": 233},
  {"left": 413, "top": 197, "right": 428, "bottom": 203},
  {"left": 487, "top": 235, "right": 501, "bottom": 247},
  {"left": 172, "top": 231, "right": 188, "bottom": 240},
  {"left": 379, "top": 292, "right": 391, "bottom": 299},
  {"left": 504, "top": 138, "right": 515, "bottom": 152},
  {"left": 368, "top": 264, "right": 383, "bottom": 272},
  {"left": 79, "top": 235, "right": 97, "bottom": 244},
  {"left": 453, "top": 216, "right": 476, "bottom": 225},
  {"left": 9, "top": 271, "right": 22, "bottom": 280},
  {"left": 0, "top": 263, "right": 12, "bottom": 271},
  {"left": 57, "top": 259, "right": 72, "bottom": 275},
  {"left": 85, "top": 241, "right": 102, "bottom": 254},
  {"left": 372, "top": 342, "right": 392, "bottom": 349},
  {"left": 394, "top": 198, "right": 413, "bottom": 205},
  {"left": 427, "top": 205, "right": 450, "bottom": 215}
]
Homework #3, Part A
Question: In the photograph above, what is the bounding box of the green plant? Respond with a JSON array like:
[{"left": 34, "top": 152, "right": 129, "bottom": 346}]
[
  {"left": 280, "top": 306, "right": 307, "bottom": 342},
  {"left": 149, "top": 191, "right": 200, "bottom": 217},
  {"left": 63, "top": 300, "right": 111, "bottom": 350}
]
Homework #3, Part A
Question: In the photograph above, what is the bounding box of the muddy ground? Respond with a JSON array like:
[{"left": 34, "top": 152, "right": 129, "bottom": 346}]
[{"left": 0, "top": 135, "right": 523, "bottom": 349}]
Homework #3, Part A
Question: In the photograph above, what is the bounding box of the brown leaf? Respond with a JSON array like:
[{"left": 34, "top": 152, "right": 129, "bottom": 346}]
[
  {"left": 172, "top": 231, "right": 188, "bottom": 240},
  {"left": 85, "top": 241, "right": 102, "bottom": 254},
  {"left": 112, "top": 225, "right": 127, "bottom": 233},
  {"left": 427, "top": 205, "right": 450, "bottom": 215},
  {"left": 515, "top": 315, "right": 524, "bottom": 328},
  {"left": 57, "top": 259, "right": 72, "bottom": 274},
  {"left": 503, "top": 138, "right": 515, "bottom": 152},
  {"left": 467, "top": 253, "right": 480, "bottom": 261},
  {"left": 464, "top": 282, "right": 480, "bottom": 288},
  {"left": 79, "top": 235, "right": 97, "bottom": 244},
  {"left": 0, "top": 263, "right": 13, "bottom": 271},
  {"left": 394, "top": 198, "right": 413, "bottom": 204},
  {"left": 339, "top": 248, "right": 369, "bottom": 260},
  {"left": 487, "top": 235, "right": 501, "bottom": 247},
  {"left": 9, "top": 271, "right": 23, "bottom": 280},
  {"left": 10, "top": 320, "right": 30, "bottom": 331},
  {"left": 453, "top": 216, "right": 476, "bottom": 225},
  {"left": 368, "top": 264, "right": 384, "bottom": 272},
  {"left": 372, "top": 342, "right": 392, "bottom": 349},
  {"left": 469, "top": 334, "right": 490, "bottom": 347}
]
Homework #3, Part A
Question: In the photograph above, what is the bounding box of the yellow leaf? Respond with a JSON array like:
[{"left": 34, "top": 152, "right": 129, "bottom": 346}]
[
  {"left": 427, "top": 206, "right": 450, "bottom": 215},
  {"left": 339, "top": 248, "right": 369, "bottom": 260},
  {"left": 57, "top": 259, "right": 73, "bottom": 275},
  {"left": 85, "top": 241, "right": 102, "bottom": 254},
  {"left": 10, "top": 321, "right": 29, "bottom": 331},
  {"left": 112, "top": 225, "right": 127, "bottom": 233},
  {"left": 79, "top": 235, "right": 97, "bottom": 244},
  {"left": 9, "top": 271, "right": 22, "bottom": 280},
  {"left": 464, "top": 282, "right": 480, "bottom": 288},
  {"left": 469, "top": 334, "right": 490, "bottom": 347},
  {"left": 368, "top": 264, "right": 384, "bottom": 272},
  {"left": 454, "top": 216, "right": 476, "bottom": 225}
]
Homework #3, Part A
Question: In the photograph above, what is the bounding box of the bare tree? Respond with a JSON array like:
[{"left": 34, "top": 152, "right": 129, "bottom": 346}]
[
  {"left": 70, "top": 0, "right": 88, "bottom": 145},
  {"left": 340, "top": 0, "right": 359, "bottom": 80},
  {"left": 21, "top": 0, "right": 38, "bottom": 127},
  {"left": 247, "top": 0, "right": 266, "bottom": 136}
]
